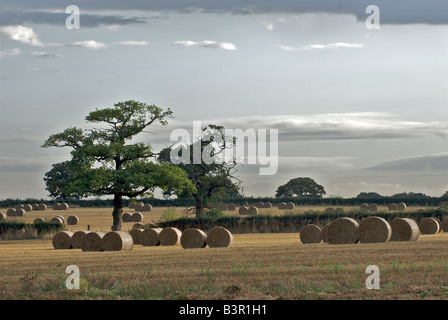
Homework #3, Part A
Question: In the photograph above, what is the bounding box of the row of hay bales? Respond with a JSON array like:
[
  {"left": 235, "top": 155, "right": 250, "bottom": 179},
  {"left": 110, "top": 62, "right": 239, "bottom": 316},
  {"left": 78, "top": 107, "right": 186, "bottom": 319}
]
[
  {"left": 52, "top": 203, "right": 70, "bottom": 210},
  {"left": 122, "top": 212, "right": 144, "bottom": 223},
  {"left": 359, "top": 202, "right": 407, "bottom": 212},
  {"left": 33, "top": 215, "right": 79, "bottom": 226},
  {"left": 300, "top": 216, "right": 448, "bottom": 245},
  {"left": 129, "top": 202, "right": 152, "bottom": 212},
  {"left": 53, "top": 226, "right": 234, "bottom": 251}
]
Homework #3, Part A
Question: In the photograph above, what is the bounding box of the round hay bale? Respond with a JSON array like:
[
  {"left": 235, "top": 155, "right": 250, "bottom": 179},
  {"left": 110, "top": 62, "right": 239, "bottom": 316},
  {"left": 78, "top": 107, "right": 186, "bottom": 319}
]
[
  {"left": 238, "top": 206, "right": 249, "bottom": 215},
  {"left": 59, "top": 203, "right": 69, "bottom": 210},
  {"left": 322, "top": 223, "right": 331, "bottom": 243},
  {"left": 102, "top": 231, "right": 134, "bottom": 251},
  {"left": 67, "top": 215, "right": 79, "bottom": 225},
  {"left": 248, "top": 206, "right": 258, "bottom": 215},
  {"left": 129, "top": 229, "right": 143, "bottom": 245},
  {"left": 122, "top": 212, "right": 132, "bottom": 223},
  {"left": 38, "top": 203, "right": 47, "bottom": 211},
  {"left": 327, "top": 217, "right": 359, "bottom": 244},
  {"left": 397, "top": 202, "right": 407, "bottom": 211},
  {"left": 52, "top": 203, "right": 61, "bottom": 210},
  {"left": 32, "top": 204, "right": 40, "bottom": 211},
  {"left": 159, "top": 227, "right": 182, "bottom": 246},
  {"left": 23, "top": 204, "right": 33, "bottom": 211},
  {"left": 389, "top": 218, "right": 420, "bottom": 241},
  {"left": 128, "top": 202, "right": 135, "bottom": 209},
  {"left": 134, "top": 203, "right": 144, "bottom": 211},
  {"left": 255, "top": 202, "right": 264, "bottom": 209},
  {"left": 419, "top": 217, "right": 440, "bottom": 234},
  {"left": 324, "top": 207, "right": 335, "bottom": 214},
  {"left": 286, "top": 202, "right": 295, "bottom": 210},
  {"left": 441, "top": 217, "right": 448, "bottom": 232},
  {"left": 0, "top": 212, "right": 6, "bottom": 221},
  {"left": 50, "top": 216, "right": 63, "bottom": 224},
  {"left": 131, "top": 212, "right": 144, "bottom": 223},
  {"left": 82, "top": 232, "right": 105, "bottom": 252},
  {"left": 33, "top": 217, "right": 45, "bottom": 224},
  {"left": 180, "top": 228, "right": 207, "bottom": 249},
  {"left": 218, "top": 203, "right": 228, "bottom": 211},
  {"left": 15, "top": 208, "right": 26, "bottom": 217},
  {"left": 360, "top": 203, "right": 369, "bottom": 211},
  {"left": 388, "top": 203, "right": 398, "bottom": 211},
  {"left": 227, "top": 203, "right": 237, "bottom": 211},
  {"left": 278, "top": 202, "right": 287, "bottom": 209},
  {"left": 207, "top": 227, "right": 233, "bottom": 248},
  {"left": 335, "top": 207, "right": 344, "bottom": 215},
  {"left": 300, "top": 224, "right": 322, "bottom": 244},
  {"left": 358, "top": 216, "right": 392, "bottom": 243},
  {"left": 264, "top": 202, "right": 272, "bottom": 209},
  {"left": 52, "top": 231, "right": 73, "bottom": 250},
  {"left": 142, "top": 203, "right": 152, "bottom": 212},
  {"left": 434, "top": 217, "right": 442, "bottom": 232},
  {"left": 6, "top": 208, "right": 16, "bottom": 217},
  {"left": 368, "top": 203, "right": 378, "bottom": 212},
  {"left": 140, "top": 228, "right": 162, "bottom": 246},
  {"left": 55, "top": 215, "right": 65, "bottom": 223},
  {"left": 15, "top": 204, "right": 24, "bottom": 210},
  {"left": 71, "top": 230, "right": 90, "bottom": 249}
]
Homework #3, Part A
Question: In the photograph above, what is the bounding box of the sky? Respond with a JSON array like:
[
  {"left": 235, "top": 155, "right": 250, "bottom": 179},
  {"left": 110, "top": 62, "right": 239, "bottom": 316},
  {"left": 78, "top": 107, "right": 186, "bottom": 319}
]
[{"left": 0, "top": 0, "right": 447, "bottom": 200}]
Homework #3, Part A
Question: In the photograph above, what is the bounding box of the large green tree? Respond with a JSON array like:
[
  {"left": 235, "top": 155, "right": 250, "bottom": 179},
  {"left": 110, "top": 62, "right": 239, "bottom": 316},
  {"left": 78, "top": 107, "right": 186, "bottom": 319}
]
[
  {"left": 275, "top": 177, "right": 326, "bottom": 198},
  {"left": 158, "top": 124, "right": 242, "bottom": 216},
  {"left": 42, "top": 100, "right": 196, "bottom": 230}
]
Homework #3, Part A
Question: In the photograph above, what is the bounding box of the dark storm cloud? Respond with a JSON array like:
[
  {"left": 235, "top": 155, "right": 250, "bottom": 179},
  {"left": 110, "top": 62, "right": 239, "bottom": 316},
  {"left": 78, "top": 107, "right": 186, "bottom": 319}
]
[{"left": 1, "top": 0, "right": 446, "bottom": 25}]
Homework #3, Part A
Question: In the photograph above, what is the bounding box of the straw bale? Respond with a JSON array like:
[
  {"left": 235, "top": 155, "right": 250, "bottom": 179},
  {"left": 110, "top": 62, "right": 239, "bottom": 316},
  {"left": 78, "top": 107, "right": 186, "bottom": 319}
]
[
  {"left": 360, "top": 203, "right": 369, "bottom": 211},
  {"left": 397, "top": 202, "right": 407, "bottom": 211},
  {"left": 207, "top": 227, "right": 233, "bottom": 248},
  {"left": 52, "top": 231, "right": 73, "bottom": 250},
  {"left": 102, "top": 231, "right": 134, "bottom": 251},
  {"left": 278, "top": 202, "right": 287, "bottom": 209},
  {"left": 71, "top": 230, "right": 90, "bottom": 249},
  {"left": 15, "top": 208, "right": 26, "bottom": 217},
  {"left": 264, "top": 202, "right": 272, "bottom": 208},
  {"left": 327, "top": 217, "right": 359, "bottom": 244},
  {"left": 159, "top": 227, "right": 182, "bottom": 246},
  {"left": 33, "top": 217, "right": 45, "bottom": 224},
  {"left": 0, "top": 212, "right": 6, "bottom": 221},
  {"left": 23, "top": 204, "right": 33, "bottom": 211},
  {"left": 248, "top": 206, "right": 258, "bottom": 215},
  {"left": 82, "top": 232, "right": 105, "bottom": 252},
  {"left": 140, "top": 228, "right": 162, "bottom": 246},
  {"left": 388, "top": 203, "right": 398, "bottom": 211},
  {"left": 358, "top": 216, "right": 392, "bottom": 243},
  {"left": 67, "top": 215, "right": 79, "bottom": 225},
  {"left": 286, "top": 202, "right": 295, "bottom": 210},
  {"left": 131, "top": 212, "right": 144, "bottom": 222},
  {"left": 180, "top": 228, "right": 207, "bottom": 249},
  {"left": 419, "top": 217, "right": 440, "bottom": 234},
  {"left": 59, "top": 203, "right": 69, "bottom": 210},
  {"left": 122, "top": 212, "right": 132, "bottom": 223},
  {"left": 238, "top": 206, "right": 249, "bottom": 215},
  {"left": 441, "top": 217, "right": 448, "bottom": 232},
  {"left": 389, "top": 218, "right": 420, "bottom": 241},
  {"left": 129, "top": 229, "right": 143, "bottom": 245},
  {"left": 38, "top": 203, "right": 47, "bottom": 211},
  {"left": 6, "top": 208, "right": 16, "bottom": 217},
  {"left": 322, "top": 223, "right": 331, "bottom": 243},
  {"left": 142, "top": 204, "right": 152, "bottom": 212},
  {"left": 32, "top": 204, "right": 40, "bottom": 211},
  {"left": 368, "top": 203, "right": 378, "bottom": 212},
  {"left": 50, "top": 216, "right": 63, "bottom": 224},
  {"left": 300, "top": 224, "right": 322, "bottom": 244},
  {"left": 52, "top": 203, "right": 61, "bottom": 210},
  {"left": 227, "top": 203, "right": 237, "bottom": 211}
]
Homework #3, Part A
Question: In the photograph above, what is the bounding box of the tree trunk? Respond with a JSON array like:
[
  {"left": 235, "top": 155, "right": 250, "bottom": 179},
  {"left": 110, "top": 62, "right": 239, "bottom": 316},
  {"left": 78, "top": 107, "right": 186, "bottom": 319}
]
[{"left": 112, "top": 193, "right": 123, "bottom": 231}]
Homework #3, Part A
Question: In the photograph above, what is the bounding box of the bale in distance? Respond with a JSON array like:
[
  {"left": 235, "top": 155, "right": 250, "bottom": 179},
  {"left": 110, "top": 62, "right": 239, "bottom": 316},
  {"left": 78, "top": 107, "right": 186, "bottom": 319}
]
[
  {"left": 238, "top": 206, "right": 249, "bottom": 215},
  {"left": 55, "top": 215, "right": 65, "bottom": 223},
  {"left": 324, "top": 207, "right": 335, "bottom": 214},
  {"left": 52, "top": 203, "right": 60, "bottom": 210},
  {"left": 129, "top": 229, "right": 143, "bottom": 245},
  {"left": 419, "top": 217, "right": 440, "bottom": 234},
  {"left": 102, "top": 231, "right": 134, "bottom": 251},
  {"left": 389, "top": 218, "right": 420, "bottom": 241},
  {"left": 131, "top": 212, "right": 144, "bottom": 223},
  {"left": 23, "top": 204, "right": 33, "bottom": 212},
  {"left": 67, "top": 215, "right": 79, "bottom": 225},
  {"left": 207, "top": 227, "right": 233, "bottom": 248},
  {"left": 52, "top": 231, "right": 73, "bottom": 250},
  {"left": 218, "top": 203, "right": 228, "bottom": 211},
  {"left": 15, "top": 204, "right": 24, "bottom": 210},
  {"left": 248, "top": 206, "right": 258, "bottom": 215},
  {"left": 50, "top": 216, "right": 64, "bottom": 224},
  {"left": 32, "top": 204, "right": 40, "bottom": 211},
  {"left": 82, "top": 232, "right": 105, "bottom": 251},
  {"left": 38, "top": 203, "right": 47, "bottom": 211},
  {"left": 278, "top": 202, "right": 287, "bottom": 209},
  {"left": 140, "top": 228, "right": 162, "bottom": 246},
  {"left": 360, "top": 203, "right": 369, "bottom": 211},
  {"left": 327, "top": 217, "right": 359, "bottom": 244},
  {"left": 264, "top": 202, "right": 272, "bottom": 209},
  {"left": 286, "top": 202, "right": 295, "bottom": 210},
  {"left": 227, "top": 203, "right": 237, "bottom": 211},
  {"left": 388, "top": 203, "right": 398, "bottom": 211},
  {"left": 134, "top": 203, "right": 144, "bottom": 211},
  {"left": 142, "top": 204, "right": 152, "bottom": 212},
  {"left": 397, "top": 202, "right": 407, "bottom": 211},
  {"left": 335, "top": 207, "right": 344, "bottom": 215},
  {"left": 122, "top": 212, "right": 132, "bottom": 222},
  {"left": 300, "top": 224, "right": 322, "bottom": 244},
  {"left": 159, "top": 227, "right": 182, "bottom": 246},
  {"left": 358, "top": 216, "right": 392, "bottom": 243},
  {"left": 128, "top": 202, "right": 136, "bottom": 209},
  {"left": 6, "top": 208, "right": 16, "bottom": 217},
  {"left": 0, "top": 212, "right": 6, "bottom": 221},
  {"left": 368, "top": 203, "right": 378, "bottom": 212},
  {"left": 59, "top": 203, "right": 69, "bottom": 210},
  {"left": 441, "top": 217, "right": 448, "bottom": 232},
  {"left": 33, "top": 217, "right": 45, "bottom": 224},
  {"left": 181, "top": 228, "right": 207, "bottom": 249},
  {"left": 71, "top": 230, "right": 90, "bottom": 249},
  {"left": 255, "top": 202, "right": 264, "bottom": 209},
  {"left": 15, "top": 208, "right": 26, "bottom": 217},
  {"left": 434, "top": 217, "right": 442, "bottom": 232}
]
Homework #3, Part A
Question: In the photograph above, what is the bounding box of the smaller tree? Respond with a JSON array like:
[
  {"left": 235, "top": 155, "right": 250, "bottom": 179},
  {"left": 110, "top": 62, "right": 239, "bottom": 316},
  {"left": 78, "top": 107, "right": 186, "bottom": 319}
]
[{"left": 275, "top": 177, "right": 326, "bottom": 198}]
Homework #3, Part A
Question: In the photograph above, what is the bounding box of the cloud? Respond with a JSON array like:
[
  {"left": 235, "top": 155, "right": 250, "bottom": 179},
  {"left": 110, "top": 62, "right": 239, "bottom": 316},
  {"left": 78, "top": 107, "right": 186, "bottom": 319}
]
[
  {"left": 262, "top": 22, "right": 275, "bottom": 31},
  {"left": 0, "top": 48, "right": 61, "bottom": 59},
  {"left": 0, "top": 48, "right": 22, "bottom": 58},
  {"left": 278, "top": 42, "right": 363, "bottom": 51},
  {"left": 114, "top": 40, "right": 149, "bottom": 46},
  {"left": 171, "top": 40, "right": 237, "bottom": 50},
  {"left": 69, "top": 40, "right": 107, "bottom": 49},
  {"left": 365, "top": 153, "right": 448, "bottom": 171},
  {"left": 0, "top": 25, "right": 42, "bottom": 46}
]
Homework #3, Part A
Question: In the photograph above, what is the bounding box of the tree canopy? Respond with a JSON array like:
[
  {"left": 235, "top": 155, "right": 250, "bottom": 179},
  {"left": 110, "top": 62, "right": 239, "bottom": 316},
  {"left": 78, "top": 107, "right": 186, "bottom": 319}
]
[{"left": 275, "top": 177, "right": 326, "bottom": 198}]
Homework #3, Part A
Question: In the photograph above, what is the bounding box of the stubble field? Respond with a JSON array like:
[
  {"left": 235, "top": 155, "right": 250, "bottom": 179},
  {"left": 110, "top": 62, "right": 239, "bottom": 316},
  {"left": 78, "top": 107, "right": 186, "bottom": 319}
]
[{"left": 0, "top": 206, "right": 447, "bottom": 300}]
